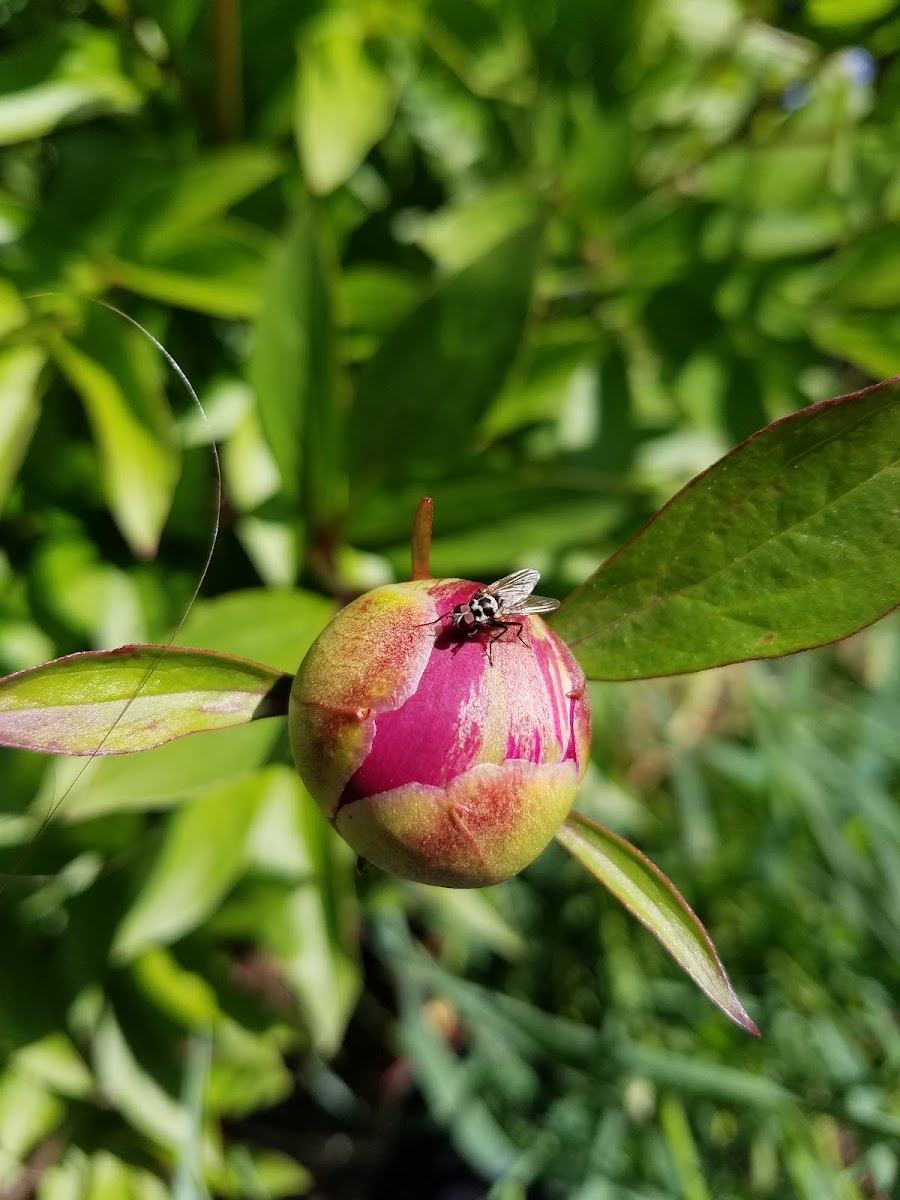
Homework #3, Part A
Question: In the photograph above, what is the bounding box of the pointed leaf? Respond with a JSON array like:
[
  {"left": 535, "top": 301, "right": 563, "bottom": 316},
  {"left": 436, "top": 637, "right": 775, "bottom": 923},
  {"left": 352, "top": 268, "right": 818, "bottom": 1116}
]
[
  {"left": 0, "top": 646, "right": 288, "bottom": 756},
  {"left": 109, "top": 222, "right": 267, "bottom": 319},
  {"left": 554, "top": 378, "right": 900, "bottom": 679},
  {"left": 0, "top": 26, "right": 142, "bottom": 146},
  {"left": 250, "top": 202, "right": 338, "bottom": 515},
  {"left": 242, "top": 768, "right": 361, "bottom": 1056},
  {"left": 0, "top": 345, "right": 44, "bottom": 510},
  {"left": 555, "top": 812, "right": 758, "bottom": 1034},
  {"left": 51, "top": 312, "right": 180, "bottom": 557},
  {"left": 295, "top": 9, "right": 395, "bottom": 195},
  {"left": 113, "top": 773, "right": 266, "bottom": 961},
  {"left": 349, "top": 220, "right": 542, "bottom": 497}
]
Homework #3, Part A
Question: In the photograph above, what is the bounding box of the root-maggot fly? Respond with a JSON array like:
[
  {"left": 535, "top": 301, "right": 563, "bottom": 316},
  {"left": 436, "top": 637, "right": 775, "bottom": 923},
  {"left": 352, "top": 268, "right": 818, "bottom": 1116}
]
[{"left": 425, "top": 569, "right": 561, "bottom": 657}]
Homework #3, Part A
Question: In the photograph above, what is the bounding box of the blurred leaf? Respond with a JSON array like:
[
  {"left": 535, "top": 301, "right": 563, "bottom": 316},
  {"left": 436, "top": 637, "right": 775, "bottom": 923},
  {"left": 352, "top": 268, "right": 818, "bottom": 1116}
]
[
  {"left": 138, "top": 0, "right": 206, "bottom": 47},
  {"left": 825, "top": 227, "right": 900, "bottom": 308},
  {"left": 0, "top": 645, "right": 287, "bottom": 755},
  {"left": 0, "top": 25, "right": 142, "bottom": 146},
  {"left": 349, "top": 220, "right": 542, "bottom": 496},
  {"left": 295, "top": 9, "right": 395, "bottom": 195},
  {"left": 250, "top": 201, "right": 340, "bottom": 521},
  {"left": 810, "top": 311, "right": 900, "bottom": 378},
  {"left": 178, "top": 587, "right": 335, "bottom": 674},
  {"left": 215, "top": 1144, "right": 312, "bottom": 1199},
  {"left": 408, "top": 884, "right": 526, "bottom": 960},
  {"left": 239, "top": 768, "right": 361, "bottom": 1056},
  {"left": 738, "top": 207, "right": 845, "bottom": 260},
  {"left": 51, "top": 721, "right": 281, "bottom": 821},
  {"left": 95, "top": 1152, "right": 173, "bottom": 1200},
  {"left": 555, "top": 813, "right": 758, "bottom": 1033},
  {"left": 132, "top": 949, "right": 221, "bottom": 1028},
  {"left": 29, "top": 525, "right": 147, "bottom": 647},
  {"left": 13, "top": 1033, "right": 93, "bottom": 1099},
  {"left": 171, "top": 1031, "right": 212, "bottom": 1200},
  {"left": 133, "top": 147, "right": 286, "bottom": 255},
  {"left": 414, "top": 183, "right": 541, "bottom": 271},
  {"left": 109, "top": 223, "right": 268, "bottom": 319},
  {"left": 50, "top": 319, "right": 179, "bottom": 558},
  {"left": 808, "top": 0, "right": 896, "bottom": 24},
  {"left": 205, "top": 1020, "right": 294, "bottom": 1121},
  {"left": 0, "top": 345, "right": 44, "bottom": 511},
  {"left": 0, "top": 1069, "right": 63, "bottom": 1185},
  {"left": 555, "top": 379, "right": 900, "bottom": 679},
  {"left": 92, "top": 1008, "right": 191, "bottom": 1149},
  {"left": 113, "top": 774, "right": 266, "bottom": 961},
  {"left": 337, "top": 265, "right": 421, "bottom": 361}
]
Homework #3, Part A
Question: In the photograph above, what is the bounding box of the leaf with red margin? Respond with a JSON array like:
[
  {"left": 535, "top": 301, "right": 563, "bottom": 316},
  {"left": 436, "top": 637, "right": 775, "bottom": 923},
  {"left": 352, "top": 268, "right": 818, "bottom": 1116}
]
[
  {"left": 556, "top": 812, "right": 759, "bottom": 1034},
  {"left": 553, "top": 377, "right": 900, "bottom": 679},
  {"left": 0, "top": 646, "right": 291, "bottom": 755}
]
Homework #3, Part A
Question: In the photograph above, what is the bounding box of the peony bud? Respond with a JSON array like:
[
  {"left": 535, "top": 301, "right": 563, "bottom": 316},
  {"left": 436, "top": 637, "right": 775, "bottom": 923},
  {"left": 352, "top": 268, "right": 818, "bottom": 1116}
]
[{"left": 289, "top": 578, "right": 591, "bottom": 888}]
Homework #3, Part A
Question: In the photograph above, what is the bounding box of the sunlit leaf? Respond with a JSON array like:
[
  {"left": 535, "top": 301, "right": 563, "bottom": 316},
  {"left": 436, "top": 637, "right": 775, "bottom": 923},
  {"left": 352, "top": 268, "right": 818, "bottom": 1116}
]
[
  {"left": 178, "top": 588, "right": 335, "bottom": 675},
  {"left": 92, "top": 1010, "right": 190, "bottom": 1149},
  {"left": 808, "top": 0, "right": 895, "bottom": 24},
  {"left": 113, "top": 775, "right": 266, "bottom": 961},
  {"left": 554, "top": 378, "right": 900, "bottom": 679},
  {"left": 108, "top": 223, "right": 268, "bottom": 319},
  {"left": 0, "top": 645, "right": 288, "bottom": 756},
  {"left": 133, "top": 146, "right": 286, "bottom": 255},
  {"left": 555, "top": 813, "right": 758, "bottom": 1033},
  {"left": 250, "top": 201, "right": 340, "bottom": 521},
  {"left": 225, "top": 767, "right": 361, "bottom": 1057},
  {"left": 0, "top": 26, "right": 142, "bottom": 146},
  {"left": 0, "top": 346, "right": 44, "bottom": 511},
  {"left": 51, "top": 314, "right": 179, "bottom": 558},
  {"left": 295, "top": 9, "right": 395, "bottom": 195},
  {"left": 349, "top": 220, "right": 542, "bottom": 497}
]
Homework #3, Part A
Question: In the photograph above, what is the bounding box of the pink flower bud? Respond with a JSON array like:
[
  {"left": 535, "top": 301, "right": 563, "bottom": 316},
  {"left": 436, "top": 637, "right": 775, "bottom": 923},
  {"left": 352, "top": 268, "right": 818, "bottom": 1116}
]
[{"left": 289, "top": 578, "right": 591, "bottom": 888}]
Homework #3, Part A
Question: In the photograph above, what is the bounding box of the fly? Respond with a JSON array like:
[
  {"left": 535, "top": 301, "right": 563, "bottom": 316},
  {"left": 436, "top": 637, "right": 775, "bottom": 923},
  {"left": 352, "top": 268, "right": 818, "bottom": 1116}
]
[{"left": 423, "top": 569, "right": 560, "bottom": 660}]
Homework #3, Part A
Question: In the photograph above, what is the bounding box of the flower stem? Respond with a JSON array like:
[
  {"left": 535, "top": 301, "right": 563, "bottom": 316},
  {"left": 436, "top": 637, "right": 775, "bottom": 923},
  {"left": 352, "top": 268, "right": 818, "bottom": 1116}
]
[{"left": 410, "top": 497, "right": 434, "bottom": 579}]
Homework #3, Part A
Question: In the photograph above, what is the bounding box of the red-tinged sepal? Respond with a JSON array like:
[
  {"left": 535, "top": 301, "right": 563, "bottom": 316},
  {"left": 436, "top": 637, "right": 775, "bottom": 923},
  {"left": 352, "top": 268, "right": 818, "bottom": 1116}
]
[{"left": 555, "top": 812, "right": 759, "bottom": 1034}]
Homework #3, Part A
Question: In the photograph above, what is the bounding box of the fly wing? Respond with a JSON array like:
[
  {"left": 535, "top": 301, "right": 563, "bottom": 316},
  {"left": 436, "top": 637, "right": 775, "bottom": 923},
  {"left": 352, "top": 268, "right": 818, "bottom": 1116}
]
[
  {"left": 488, "top": 568, "right": 540, "bottom": 605},
  {"left": 503, "top": 594, "right": 561, "bottom": 616}
]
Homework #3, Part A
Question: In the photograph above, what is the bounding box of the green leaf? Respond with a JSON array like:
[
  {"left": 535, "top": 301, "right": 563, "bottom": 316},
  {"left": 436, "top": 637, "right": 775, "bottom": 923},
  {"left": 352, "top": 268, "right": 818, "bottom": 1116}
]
[
  {"left": 211, "top": 767, "right": 361, "bottom": 1056},
  {"left": 809, "top": 311, "right": 900, "bottom": 380},
  {"left": 555, "top": 813, "right": 758, "bottom": 1034},
  {"left": 0, "top": 645, "right": 287, "bottom": 756},
  {"left": 554, "top": 378, "right": 900, "bottom": 679},
  {"left": 807, "top": 0, "right": 895, "bottom": 24},
  {"left": 0, "top": 345, "right": 44, "bottom": 511},
  {"left": 92, "top": 1009, "right": 191, "bottom": 1149},
  {"left": 113, "top": 774, "right": 266, "bottom": 961},
  {"left": 0, "top": 1068, "right": 64, "bottom": 1174},
  {"left": 349, "top": 220, "right": 542, "bottom": 497},
  {"left": 414, "top": 183, "right": 541, "bottom": 272},
  {"left": 132, "top": 146, "right": 286, "bottom": 255},
  {"left": 250, "top": 202, "right": 339, "bottom": 518},
  {"left": 50, "top": 312, "right": 180, "bottom": 558},
  {"left": 108, "top": 223, "right": 268, "bottom": 319},
  {"left": 825, "top": 228, "right": 900, "bottom": 309},
  {"left": 178, "top": 588, "right": 335, "bottom": 675},
  {"left": 0, "top": 25, "right": 142, "bottom": 146},
  {"left": 295, "top": 9, "right": 395, "bottom": 195},
  {"left": 216, "top": 1146, "right": 311, "bottom": 1199},
  {"left": 55, "top": 723, "right": 281, "bottom": 821}
]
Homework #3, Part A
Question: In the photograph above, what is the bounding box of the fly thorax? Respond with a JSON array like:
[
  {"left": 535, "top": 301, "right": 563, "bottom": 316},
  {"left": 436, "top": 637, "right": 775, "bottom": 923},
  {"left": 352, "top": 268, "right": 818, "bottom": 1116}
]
[{"left": 470, "top": 593, "right": 500, "bottom": 624}]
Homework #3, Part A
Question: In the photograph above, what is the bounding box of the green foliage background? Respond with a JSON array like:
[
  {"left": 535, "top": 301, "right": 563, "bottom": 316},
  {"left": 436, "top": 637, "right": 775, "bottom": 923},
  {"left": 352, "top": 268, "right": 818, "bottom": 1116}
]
[{"left": 1, "top": 0, "right": 899, "bottom": 1196}]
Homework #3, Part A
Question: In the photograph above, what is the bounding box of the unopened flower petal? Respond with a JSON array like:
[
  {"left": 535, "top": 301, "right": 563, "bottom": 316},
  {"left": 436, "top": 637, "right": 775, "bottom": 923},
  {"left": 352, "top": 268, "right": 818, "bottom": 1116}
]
[{"left": 289, "top": 578, "right": 591, "bottom": 887}]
